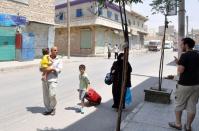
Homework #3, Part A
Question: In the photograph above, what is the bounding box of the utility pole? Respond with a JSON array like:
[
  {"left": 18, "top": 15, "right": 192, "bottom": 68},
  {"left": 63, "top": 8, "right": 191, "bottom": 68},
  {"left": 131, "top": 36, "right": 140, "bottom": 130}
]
[
  {"left": 178, "top": 0, "right": 185, "bottom": 58},
  {"left": 67, "top": 0, "right": 70, "bottom": 59},
  {"left": 186, "top": 16, "right": 188, "bottom": 37}
]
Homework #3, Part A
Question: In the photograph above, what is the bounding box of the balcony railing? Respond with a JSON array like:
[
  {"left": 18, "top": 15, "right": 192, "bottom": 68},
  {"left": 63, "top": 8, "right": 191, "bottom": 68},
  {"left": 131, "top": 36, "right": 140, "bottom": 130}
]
[{"left": 56, "top": 15, "right": 147, "bottom": 34}]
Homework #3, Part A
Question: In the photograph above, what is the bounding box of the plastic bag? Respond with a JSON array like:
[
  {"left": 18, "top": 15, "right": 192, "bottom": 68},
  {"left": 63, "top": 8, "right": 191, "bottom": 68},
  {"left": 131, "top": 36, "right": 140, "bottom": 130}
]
[{"left": 125, "top": 88, "right": 132, "bottom": 106}]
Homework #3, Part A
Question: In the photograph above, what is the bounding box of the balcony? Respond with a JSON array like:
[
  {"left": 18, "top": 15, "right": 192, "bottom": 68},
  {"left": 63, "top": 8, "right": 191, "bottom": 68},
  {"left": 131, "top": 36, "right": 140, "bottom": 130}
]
[{"left": 56, "top": 15, "right": 147, "bottom": 35}]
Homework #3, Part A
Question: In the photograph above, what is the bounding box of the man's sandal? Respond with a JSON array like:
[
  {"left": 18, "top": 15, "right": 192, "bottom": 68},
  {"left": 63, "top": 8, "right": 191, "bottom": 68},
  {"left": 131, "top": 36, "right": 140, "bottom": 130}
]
[
  {"left": 184, "top": 124, "right": 192, "bottom": 131},
  {"left": 168, "top": 122, "right": 182, "bottom": 130}
]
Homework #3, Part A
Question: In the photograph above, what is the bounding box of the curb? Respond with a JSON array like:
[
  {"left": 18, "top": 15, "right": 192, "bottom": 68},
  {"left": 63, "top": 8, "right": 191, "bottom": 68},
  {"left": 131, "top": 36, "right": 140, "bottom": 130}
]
[
  {"left": 0, "top": 63, "right": 39, "bottom": 72},
  {"left": 120, "top": 103, "right": 144, "bottom": 131},
  {"left": 0, "top": 58, "right": 72, "bottom": 72}
]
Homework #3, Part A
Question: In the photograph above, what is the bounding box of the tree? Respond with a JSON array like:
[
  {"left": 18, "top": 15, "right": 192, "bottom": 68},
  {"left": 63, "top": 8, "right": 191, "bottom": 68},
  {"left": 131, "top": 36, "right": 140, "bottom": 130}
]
[
  {"left": 99, "top": 0, "right": 142, "bottom": 131},
  {"left": 150, "top": 0, "right": 178, "bottom": 91}
]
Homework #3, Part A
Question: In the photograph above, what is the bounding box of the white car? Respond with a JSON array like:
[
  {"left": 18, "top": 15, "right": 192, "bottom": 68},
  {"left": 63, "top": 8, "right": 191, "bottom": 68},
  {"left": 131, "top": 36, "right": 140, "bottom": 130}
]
[{"left": 164, "top": 41, "right": 173, "bottom": 49}]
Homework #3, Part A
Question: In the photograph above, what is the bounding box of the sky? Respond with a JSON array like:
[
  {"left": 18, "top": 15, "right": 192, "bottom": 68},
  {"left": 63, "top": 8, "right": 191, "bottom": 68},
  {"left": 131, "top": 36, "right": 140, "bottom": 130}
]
[{"left": 132, "top": 0, "right": 199, "bottom": 32}]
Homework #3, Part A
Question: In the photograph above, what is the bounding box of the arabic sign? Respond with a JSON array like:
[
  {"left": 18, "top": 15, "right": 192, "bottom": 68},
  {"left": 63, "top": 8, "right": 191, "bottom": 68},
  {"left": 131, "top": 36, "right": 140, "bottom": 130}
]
[
  {"left": 0, "top": 14, "right": 27, "bottom": 26},
  {"left": 167, "top": 0, "right": 177, "bottom": 16}
]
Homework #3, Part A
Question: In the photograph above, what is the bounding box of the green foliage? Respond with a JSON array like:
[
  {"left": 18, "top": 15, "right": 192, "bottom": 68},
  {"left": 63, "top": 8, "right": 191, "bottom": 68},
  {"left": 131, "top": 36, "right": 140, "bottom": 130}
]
[
  {"left": 150, "top": 0, "right": 179, "bottom": 15},
  {"left": 98, "top": 0, "right": 143, "bottom": 6}
]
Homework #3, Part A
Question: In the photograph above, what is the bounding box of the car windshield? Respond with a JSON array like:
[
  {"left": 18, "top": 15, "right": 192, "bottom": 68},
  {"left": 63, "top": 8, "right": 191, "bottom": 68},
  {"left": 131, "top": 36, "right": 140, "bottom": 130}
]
[{"left": 149, "top": 42, "right": 159, "bottom": 45}]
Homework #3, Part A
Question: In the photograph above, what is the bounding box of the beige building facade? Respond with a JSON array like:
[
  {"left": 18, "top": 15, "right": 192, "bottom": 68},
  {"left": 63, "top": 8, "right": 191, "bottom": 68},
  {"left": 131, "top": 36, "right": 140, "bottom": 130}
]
[
  {"left": 0, "top": 0, "right": 55, "bottom": 58},
  {"left": 55, "top": 0, "right": 148, "bottom": 56}
]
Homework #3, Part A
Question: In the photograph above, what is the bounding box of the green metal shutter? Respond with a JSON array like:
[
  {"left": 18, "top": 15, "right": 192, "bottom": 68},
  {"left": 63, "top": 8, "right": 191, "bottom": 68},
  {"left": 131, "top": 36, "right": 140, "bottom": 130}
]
[
  {"left": 80, "top": 29, "right": 91, "bottom": 49},
  {"left": 0, "top": 28, "right": 16, "bottom": 61}
]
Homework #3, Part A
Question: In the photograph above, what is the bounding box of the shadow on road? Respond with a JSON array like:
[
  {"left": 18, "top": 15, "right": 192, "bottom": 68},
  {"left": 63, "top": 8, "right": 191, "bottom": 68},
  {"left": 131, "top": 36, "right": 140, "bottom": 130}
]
[
  {"left": 37, "top": 76, "right": 159, "bottom": 131},
  {"left": 26, "top": 106, "right": 45, "bottom": 114},
  {"left": 167, "top": 60, "right": 176, "bottom": 66}
]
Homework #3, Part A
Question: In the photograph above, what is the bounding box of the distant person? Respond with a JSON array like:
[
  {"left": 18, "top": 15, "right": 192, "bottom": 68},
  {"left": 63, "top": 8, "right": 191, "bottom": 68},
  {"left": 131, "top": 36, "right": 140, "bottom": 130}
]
[
  {"left": 108, "top": 43, "right": 112, "bottom": 59},
  {"left": 41, "top": 46, "right": 63, "bottom": 115},
  {"left": 110, "top": 53, "right": 132, "bottom": 110},
  {"left": 169, "top": 38, "right": 199, "bottom": 131},
  {"left": 78, "top": 64, "right": 90, "bottom": 114},
  {"left": 114, "top": 44, "right": 119, "bottom": 59},
  {"left": 40, "top": 48, "right": 53, "bottom": 81}
]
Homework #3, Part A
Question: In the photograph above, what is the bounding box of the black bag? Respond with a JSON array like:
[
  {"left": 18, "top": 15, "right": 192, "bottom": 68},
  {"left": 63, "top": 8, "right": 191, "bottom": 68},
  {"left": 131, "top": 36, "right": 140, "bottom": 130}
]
[{"left": 104, "top": 73, "right": 113, "bottom": 85}]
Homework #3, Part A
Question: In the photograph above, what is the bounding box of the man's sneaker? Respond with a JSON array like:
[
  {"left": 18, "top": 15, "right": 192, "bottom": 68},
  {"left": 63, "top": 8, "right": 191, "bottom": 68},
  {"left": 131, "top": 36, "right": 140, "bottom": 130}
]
[{"left": 80, "top": 108, "right": 84, "bottom": 114}]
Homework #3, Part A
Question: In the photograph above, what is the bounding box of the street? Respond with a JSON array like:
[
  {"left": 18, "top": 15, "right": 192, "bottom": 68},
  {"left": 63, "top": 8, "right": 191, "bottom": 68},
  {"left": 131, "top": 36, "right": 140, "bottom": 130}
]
[{"left": 0, "top": 50, "right": 177, "bottom": 131}]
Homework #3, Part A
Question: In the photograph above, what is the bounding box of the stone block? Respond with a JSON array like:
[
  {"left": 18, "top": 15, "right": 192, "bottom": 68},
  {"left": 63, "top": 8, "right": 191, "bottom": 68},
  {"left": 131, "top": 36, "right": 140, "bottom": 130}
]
[{"left": 144, "top": 87, "right": 173, "bottom": 104}]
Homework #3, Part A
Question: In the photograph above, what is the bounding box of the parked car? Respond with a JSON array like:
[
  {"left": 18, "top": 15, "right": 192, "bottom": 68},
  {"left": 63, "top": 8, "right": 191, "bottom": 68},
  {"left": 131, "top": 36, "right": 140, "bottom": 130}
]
[{"left": 148, "top": 40, "right": 161, "bottom": 51}]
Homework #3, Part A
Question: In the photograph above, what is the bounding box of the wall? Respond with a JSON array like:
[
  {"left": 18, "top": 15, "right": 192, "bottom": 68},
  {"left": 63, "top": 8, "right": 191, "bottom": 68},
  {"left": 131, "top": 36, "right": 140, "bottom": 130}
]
[
  {"left": 24, "top": 22, "right": 51, "bottom": 58},
  {"left": 0, "top": 0, "right": 55, "bottom": 24},
  {"left": 55, "top": 26, "right": 101, "bottom": 56}
]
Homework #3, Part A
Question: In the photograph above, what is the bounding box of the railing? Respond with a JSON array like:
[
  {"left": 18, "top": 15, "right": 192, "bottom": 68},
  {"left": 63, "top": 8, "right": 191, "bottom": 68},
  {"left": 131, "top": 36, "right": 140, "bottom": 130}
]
[{"left": 56, "top": 15, "right": 147, "bottom": 33}]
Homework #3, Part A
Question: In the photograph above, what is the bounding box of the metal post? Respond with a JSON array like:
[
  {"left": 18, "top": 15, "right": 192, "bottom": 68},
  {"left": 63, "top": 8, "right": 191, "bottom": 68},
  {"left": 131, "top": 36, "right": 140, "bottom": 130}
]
[
  {"left": 67, "top": 0, "right": 70, "bottom": 59},
  {"left": 178, "top": 0, "right": 185, "bottom": 58},
  {"left": 186, "top": 16, "right": 188, "bottom": 37}
]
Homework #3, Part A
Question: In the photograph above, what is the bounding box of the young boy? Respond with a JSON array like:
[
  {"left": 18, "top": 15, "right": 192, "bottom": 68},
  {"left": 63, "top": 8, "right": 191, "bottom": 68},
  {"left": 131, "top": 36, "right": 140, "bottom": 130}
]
[
  {"left": 78, "top": 64, "right": 90, "bottom": 114},
  {"left": 40, "top": 48, "right": 53, "bottom": 81}
]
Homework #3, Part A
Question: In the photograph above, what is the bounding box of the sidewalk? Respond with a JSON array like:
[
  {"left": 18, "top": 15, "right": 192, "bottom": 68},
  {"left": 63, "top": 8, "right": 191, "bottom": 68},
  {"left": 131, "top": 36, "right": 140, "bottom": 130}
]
[
  {"left": 0, "top": 56, "right": 72, "bottom": 72},
  {"left": 0, "top": 48, "right": 148, "bottom": 72},
  {"left": 121, "top": 80, "right": 199, "bottom": 131}
]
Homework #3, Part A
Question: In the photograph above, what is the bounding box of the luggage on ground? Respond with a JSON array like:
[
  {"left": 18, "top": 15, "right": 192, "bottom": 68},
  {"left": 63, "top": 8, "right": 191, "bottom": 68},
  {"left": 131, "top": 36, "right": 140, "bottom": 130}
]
[{"left": 85, "top": 88, "right": 101, "bottom": 105}]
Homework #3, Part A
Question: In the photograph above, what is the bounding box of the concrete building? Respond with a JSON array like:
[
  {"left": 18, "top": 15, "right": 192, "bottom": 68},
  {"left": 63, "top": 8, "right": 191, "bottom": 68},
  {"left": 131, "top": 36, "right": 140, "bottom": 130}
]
[
  {"left": 0, "top": 0, "right": 55, "bottom": 59},
  {"left": 158, "top": 25, "right": 176, "bottom": 41},
  {"left": 189, "top": 29, "right": 199, "bottom": 44},
  {"left": 55, "top": 0, "right": 148, "bottom": 56}
]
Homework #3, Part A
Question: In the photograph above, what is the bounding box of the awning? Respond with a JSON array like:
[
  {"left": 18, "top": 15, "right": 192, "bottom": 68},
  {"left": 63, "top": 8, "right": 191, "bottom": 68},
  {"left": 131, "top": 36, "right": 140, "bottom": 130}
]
[{"left": 28, "top": 20, "right": 58, "bottom": 26}]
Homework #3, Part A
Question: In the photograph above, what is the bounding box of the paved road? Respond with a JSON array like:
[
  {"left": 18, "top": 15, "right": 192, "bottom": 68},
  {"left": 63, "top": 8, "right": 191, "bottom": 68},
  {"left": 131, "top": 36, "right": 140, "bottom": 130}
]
[{"left": 0, "top": 49, "right": 177, "bottom": 131}]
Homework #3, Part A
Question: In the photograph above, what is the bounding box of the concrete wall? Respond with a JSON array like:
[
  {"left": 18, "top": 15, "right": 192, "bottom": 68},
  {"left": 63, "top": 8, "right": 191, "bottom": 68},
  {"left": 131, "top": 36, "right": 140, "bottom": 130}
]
[
  {"left": 24, "top": 22, "right": 52, "bottom": 58},
  {"left": 0, "top": 0, "right": 55, "bottom": 24},
  {"left": 55, "top": 26, "right": 96, "bottom": 56},
  {"left": 55, "top": 1, "right": 146, "bottom": 32},
  {"left": 55, "top": 2, "right": 95, "bottom": 23},
  {"left": 55, "top": 25, "right": 127, "bottom": 56}
]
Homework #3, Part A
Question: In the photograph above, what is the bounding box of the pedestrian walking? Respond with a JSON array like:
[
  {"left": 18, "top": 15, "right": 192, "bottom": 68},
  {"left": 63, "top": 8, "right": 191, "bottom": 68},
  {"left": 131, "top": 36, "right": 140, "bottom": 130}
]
[
  {"left": 41, "top": 46, "right": 63, "bottom": 115},
  {"left": 169, "top": 38, "right": 199, "bottom": 131},
  {"left": 110, "top": 53, "right": 132, "bottom": 111},
  {"left": 78, "top": 64, "right": 90, "bottom": 114},
  {"left": 114, "top": 44, "right": 119, "bottom": 59},
  {"left": 108, "top": 43, "right": 112, "bottom": 59}
]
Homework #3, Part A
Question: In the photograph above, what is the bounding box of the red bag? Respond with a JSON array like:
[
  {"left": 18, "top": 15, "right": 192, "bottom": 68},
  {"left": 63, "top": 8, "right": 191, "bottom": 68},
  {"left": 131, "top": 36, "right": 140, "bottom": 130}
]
[{"left": 86, "top": 88, "right": 102, "bottom": 105}]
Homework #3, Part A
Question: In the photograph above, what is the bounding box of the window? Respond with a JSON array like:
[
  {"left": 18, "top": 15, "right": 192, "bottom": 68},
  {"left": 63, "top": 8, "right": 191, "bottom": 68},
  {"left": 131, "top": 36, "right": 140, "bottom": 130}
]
[
  {"left": 115, "top": 14, "right": 118, "bottom": 21},
  {"left": 76, "top": 9, "right": 83, "bottom": 17},
  {"left": 59, "top": 12, "right": 64, "bottom": 20},
  {"left": 137, "top": 21, "right": 140, "bottom": 27},
  {"left": 107, "top": 10, "right": 112, "bottom": 18},
  {"left": 55, "top": 12, "right": 64, "bottom": 21},
  {"left": 142, "top": 24, "right": 144, "bottom": 28},
  {"left": 133, "top": 20, "right": 135, "bottom": 25},
  {"left": 128, "top": 19, "right": 131, "bottom": 25},
  {"left": 98, "top": 8, "right": 103, "bottom": 16}
]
